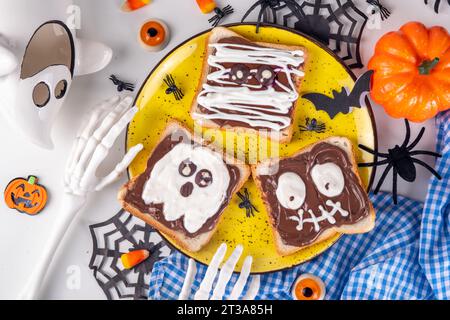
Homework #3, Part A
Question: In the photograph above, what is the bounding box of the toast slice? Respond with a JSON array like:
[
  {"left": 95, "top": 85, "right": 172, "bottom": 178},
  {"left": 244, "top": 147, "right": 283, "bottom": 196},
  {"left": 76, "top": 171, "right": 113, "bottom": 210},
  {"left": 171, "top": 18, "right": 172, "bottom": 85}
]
[
  {"left": 118, "top": 122, "right": 250, "bottom": 252},
  {"left": 191, "top": 27, "right": 307, "bottom": 143},
  {"left": 252, "top": 137, "right": 375, "bottom": 256}
]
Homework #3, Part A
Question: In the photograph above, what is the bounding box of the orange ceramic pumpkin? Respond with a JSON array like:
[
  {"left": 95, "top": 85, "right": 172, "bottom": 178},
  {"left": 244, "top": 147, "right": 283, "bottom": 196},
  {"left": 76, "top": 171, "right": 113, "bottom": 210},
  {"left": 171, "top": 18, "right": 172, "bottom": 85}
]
[
  {"left": 368, "top": 22, "right": 450, "bottom": 122},
  {"left": 4, "top": 176, "right": 48, "bottom": 215}
]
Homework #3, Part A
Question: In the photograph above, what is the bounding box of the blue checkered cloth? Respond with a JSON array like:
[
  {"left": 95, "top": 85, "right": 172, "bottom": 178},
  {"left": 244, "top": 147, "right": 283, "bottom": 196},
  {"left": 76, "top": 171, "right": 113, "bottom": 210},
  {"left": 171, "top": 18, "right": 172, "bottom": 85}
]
[{"left": 148, "top": 110, "right": 450, "bottom": 300}]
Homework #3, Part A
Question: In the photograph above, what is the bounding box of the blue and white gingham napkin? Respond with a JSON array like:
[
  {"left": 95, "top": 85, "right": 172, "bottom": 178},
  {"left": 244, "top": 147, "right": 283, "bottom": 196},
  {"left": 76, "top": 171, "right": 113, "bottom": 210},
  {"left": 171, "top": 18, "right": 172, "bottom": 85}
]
[{"left": 148, "top": 110, "right": 450, "bottom": 300}]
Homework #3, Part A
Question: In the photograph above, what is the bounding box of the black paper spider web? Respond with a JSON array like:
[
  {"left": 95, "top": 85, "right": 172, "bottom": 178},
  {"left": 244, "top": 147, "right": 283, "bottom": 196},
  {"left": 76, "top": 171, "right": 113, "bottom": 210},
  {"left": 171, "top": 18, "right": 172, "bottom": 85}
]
[
  {"left": 282, "top": 0, "right": 368, "bottom": 69},
  {"left": 89, "top": 209, "right": 172, "bottom": 300}
]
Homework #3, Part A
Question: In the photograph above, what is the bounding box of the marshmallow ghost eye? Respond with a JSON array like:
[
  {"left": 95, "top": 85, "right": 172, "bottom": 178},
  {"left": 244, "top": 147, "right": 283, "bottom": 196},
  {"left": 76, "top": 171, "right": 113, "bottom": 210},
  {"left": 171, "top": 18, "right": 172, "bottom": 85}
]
[
  {"left": 276, "top": 172, "right": 306, "bottom": 210},
  {"left": 311, "top": 163, "right": 345, "bottom": 197}
]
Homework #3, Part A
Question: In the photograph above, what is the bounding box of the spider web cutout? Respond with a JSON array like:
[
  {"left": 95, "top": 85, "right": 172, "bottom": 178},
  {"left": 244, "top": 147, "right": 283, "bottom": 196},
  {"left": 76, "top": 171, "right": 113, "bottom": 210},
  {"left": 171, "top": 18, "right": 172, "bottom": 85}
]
[
  {"left": 277, "top": 0, "right": 368, "bottom": 69},
  {"left": 89, "top": 209, "right": 173, "bottom": 300}
]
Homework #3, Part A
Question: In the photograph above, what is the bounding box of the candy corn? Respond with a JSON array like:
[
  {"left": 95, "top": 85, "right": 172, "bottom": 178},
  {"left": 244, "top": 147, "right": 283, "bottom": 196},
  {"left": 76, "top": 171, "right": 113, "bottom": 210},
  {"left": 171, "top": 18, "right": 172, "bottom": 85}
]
[
  {"left": 122, "top": 0, "right": 151, "bottom": 12},
  {"left": 121, "top": 249, "right": 150, "bottom": 269},
  {"left": 196, "top": 0, "right": 217, "bottom": 14}
]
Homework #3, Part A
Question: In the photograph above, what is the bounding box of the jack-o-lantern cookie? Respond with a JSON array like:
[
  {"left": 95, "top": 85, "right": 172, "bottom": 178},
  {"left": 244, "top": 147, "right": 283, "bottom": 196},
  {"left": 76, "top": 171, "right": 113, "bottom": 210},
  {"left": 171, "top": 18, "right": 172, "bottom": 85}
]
[
  {"left": 118, "top": 122, "right": 250, "bottom": 252},
  {"left": 4, "top": 176, "right": 48, "bottom": 215},
  {"left": 252, "top": 137, "right": 375, "bottom": 256}
]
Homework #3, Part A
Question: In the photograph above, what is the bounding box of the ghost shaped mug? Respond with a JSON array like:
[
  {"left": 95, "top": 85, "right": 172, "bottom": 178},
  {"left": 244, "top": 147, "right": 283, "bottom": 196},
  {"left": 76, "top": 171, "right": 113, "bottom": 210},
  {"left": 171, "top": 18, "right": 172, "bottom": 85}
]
[{"left": 0, "top": 0, "right": 112, "bottom": 149}]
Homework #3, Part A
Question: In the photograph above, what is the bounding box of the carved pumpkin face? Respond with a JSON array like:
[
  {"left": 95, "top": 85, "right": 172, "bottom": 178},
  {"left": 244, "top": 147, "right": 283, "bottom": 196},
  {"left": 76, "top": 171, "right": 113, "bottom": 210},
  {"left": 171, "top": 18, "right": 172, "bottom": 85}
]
[{"left": 4, "top": 176, "right": 48, "bottom": 215}]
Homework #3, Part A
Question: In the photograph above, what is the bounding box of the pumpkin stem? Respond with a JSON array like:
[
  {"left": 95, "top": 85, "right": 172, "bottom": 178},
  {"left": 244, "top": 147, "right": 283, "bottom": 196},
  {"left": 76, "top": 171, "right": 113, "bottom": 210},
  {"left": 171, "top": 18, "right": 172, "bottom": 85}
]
[
  {"left": 28, "top": 176, "right": 37, "bottom": 185},
  {"left": 419, "top": 57, "right": 440, "bottom": 75}
]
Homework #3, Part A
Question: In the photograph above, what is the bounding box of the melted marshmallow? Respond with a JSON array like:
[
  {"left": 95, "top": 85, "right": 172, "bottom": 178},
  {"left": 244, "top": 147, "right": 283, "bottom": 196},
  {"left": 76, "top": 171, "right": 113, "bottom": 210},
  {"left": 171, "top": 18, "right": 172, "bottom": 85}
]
[
  {"left": 311, "top": 163, "right": 345, "bottom": 197},
  {"left": 142, "top": 143, "right": 230, "bottom": 234},
  {"left": 276, "top": 172, "right": 306, "bottom": 210},
  {"left": 194, "top": 43, "right": 305, "bottom": 131}
]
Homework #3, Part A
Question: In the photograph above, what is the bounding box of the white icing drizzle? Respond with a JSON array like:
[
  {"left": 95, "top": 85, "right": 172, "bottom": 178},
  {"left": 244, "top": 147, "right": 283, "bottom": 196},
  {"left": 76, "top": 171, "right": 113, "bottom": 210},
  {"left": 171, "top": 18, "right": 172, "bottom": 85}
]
[
  {"left": 142, "top": 143, "right": 230, "bottom": 234},
  {"left": 289, "top": 200, "right": 349, "bottom": 232},
  {"left": 194, "top": 42, "right": 305, "bottom": 131}
]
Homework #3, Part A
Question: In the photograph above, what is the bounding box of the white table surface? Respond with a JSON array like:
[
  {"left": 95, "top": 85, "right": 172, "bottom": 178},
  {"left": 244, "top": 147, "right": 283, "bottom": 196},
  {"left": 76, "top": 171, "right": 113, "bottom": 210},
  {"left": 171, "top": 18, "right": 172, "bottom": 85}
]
[{"left": 0, "top": 0, "right": 448, "bottom": 300}]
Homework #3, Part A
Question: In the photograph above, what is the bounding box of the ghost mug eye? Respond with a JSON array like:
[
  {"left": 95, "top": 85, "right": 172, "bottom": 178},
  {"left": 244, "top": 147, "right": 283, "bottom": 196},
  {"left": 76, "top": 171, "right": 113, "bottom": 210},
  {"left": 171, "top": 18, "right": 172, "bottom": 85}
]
[
  {"left": 32, "top": 82, "right": 51, "bottom": 108},
  {"left": 54, "top": 79, "right": 68, "bottom": 99}
]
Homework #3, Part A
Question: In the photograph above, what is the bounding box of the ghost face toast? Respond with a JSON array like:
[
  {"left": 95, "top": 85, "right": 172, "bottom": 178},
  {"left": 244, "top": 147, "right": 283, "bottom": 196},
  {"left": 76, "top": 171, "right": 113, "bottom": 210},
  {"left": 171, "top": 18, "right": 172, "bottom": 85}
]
[
  {"left": 118, "top": 122, "right": 250, "bottom": 252},
  {"left": 252, "top": 137, "right": 375, "bottom": 256}
]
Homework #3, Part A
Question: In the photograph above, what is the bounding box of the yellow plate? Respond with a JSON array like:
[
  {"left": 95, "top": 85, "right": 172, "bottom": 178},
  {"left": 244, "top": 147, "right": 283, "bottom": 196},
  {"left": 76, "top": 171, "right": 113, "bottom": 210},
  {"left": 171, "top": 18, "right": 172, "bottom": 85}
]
[{"left": 127, "top": 24, "right": 376, "bottom": 273}]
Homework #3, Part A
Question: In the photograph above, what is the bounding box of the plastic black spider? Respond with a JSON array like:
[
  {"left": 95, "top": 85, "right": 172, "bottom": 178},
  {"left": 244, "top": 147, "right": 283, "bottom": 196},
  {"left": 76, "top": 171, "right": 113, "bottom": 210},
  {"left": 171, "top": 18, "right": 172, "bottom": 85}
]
[
  {"left": 358, "top": 119, "right": 442, "bottom": 205},
  {"left": 164, "top": 74, "right": 184, "bottom": 101},
  {"left": 241, "top": 0, "right": 303, "bottom": 33},
  {"left": 425, "top": 0, "right": 450, "bottom": 13},
  {"left": 367, "top": 0, "right": 391, "bottom": 21},
  {"left": 209, "top": 5, "right": 234, "bottom": 27},
  {"left": 299, "top": 117, "right": 326, "bottom": 133},
  {"left": 237, "top": 189, "right": 259, "bottom": 218},
  {"left": 109, "top": 75, "right": 135, "bottom": 92}
]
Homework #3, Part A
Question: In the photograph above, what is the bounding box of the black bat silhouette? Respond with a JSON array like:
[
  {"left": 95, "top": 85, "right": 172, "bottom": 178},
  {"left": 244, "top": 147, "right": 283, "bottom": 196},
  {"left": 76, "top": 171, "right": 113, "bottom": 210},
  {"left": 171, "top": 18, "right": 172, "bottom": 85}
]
[{"left": 302, "top": 70, "right": 374, "bottom": 119}]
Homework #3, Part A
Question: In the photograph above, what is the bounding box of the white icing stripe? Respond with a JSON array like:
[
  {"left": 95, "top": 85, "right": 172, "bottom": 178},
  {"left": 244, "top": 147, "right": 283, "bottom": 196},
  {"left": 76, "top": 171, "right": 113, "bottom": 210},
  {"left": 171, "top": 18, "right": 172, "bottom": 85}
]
[
  {"left": 194, "top": 42, "right": 305, "bottom": 131},
  {"left": 289, "top": 200, "right": 349, "bottom": 232}
]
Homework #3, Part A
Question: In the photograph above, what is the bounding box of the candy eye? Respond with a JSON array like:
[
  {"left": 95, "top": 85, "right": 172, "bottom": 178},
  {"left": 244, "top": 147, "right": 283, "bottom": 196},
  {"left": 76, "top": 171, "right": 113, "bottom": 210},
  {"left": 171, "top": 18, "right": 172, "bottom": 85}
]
[
  {"left": 311, "top": 163, "right": 345, "bottom": 197},
  {"left": 230, "top": 64, "right": 250, "bottom": 84},
  {"left": 256, "top": 66, "right": 275, "bottom": 86},
  {"left": 292, "top": 274, "right": 326, "bottom": 300},
  {"left": 195, "top": 169, "right": 213, "bottom": 188},
  {"left": 276, "top": 172, "right": 306, "bottom": 210},
  {"left": 178, "top": 159, "right": 197, "bottom": 177}
]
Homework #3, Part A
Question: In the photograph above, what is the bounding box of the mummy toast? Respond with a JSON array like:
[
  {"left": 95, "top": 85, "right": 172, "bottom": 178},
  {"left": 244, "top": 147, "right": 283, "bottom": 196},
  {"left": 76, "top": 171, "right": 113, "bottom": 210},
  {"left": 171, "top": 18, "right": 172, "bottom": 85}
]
[
  {"left": 191, "top": 27, "right": 307, "bottom": 143},
  {"left": 118, "top": 122, "right": 250, "bottom": 252},
  {"left": 252, "top": 137, "right": 375, "bottom": 256}
]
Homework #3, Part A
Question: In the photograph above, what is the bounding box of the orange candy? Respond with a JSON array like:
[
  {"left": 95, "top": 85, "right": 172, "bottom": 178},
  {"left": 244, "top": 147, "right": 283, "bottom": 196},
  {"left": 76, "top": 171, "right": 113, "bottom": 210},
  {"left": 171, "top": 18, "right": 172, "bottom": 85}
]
[
  {"left": 121, "top": 250, "right": 150, "bottom": 269},
  {"left": 196, "top": 0, "right": 217, "bottom": 14},
  {"left": 122, "top": 0, "right": 151, "bottom": 12},
  {"left": 139, "top": 20, "right": 168, "bottom": 51},
  {"left": 292, "top": 274, "right": 326, "bottom": 300}
]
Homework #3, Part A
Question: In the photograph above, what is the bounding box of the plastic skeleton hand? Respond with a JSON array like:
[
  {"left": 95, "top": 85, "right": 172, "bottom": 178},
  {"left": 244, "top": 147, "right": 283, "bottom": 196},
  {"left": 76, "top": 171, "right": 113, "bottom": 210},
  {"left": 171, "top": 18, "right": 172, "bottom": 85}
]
[
  {"left": 20, "top": 96, "right": 143, "bottom": 299},
  {"left": 64, "top": 96, "right": 143, "bottom": 197},
  {"left": 179, "top": 244, "right": 260, "bottom": 300}
]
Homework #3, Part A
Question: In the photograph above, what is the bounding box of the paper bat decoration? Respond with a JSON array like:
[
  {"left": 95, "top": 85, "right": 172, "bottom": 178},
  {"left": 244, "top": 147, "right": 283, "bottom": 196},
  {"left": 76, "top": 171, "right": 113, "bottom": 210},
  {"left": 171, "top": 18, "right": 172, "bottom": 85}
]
[{"left": 302, "top": 70, "right": 374, "bottom": 119}]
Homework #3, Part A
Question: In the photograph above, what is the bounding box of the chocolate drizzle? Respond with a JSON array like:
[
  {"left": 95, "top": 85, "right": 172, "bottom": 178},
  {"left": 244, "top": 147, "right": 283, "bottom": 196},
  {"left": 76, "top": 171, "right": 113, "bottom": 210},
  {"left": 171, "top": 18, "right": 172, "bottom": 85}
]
[
  {"left": 123, "top": 130, "right": 240, "bottom": 238},
  {"left": 258, "top": 142, "right": 371, "bottom": 247}
]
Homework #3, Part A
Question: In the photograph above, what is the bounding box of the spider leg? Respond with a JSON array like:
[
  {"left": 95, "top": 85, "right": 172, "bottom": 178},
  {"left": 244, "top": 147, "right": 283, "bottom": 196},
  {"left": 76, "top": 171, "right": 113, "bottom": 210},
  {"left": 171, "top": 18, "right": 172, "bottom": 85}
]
[
  {"left": 358, "top": 144, "right": 388, "bottom": 158},
  {"left": 401, "top": 119, "right": 412, "bottom": 148},
  {"left": 411, "top": 158, "right": 442, "bottom": 180},
  {"left": 251, "top": 204, "right": 259, "bottom": 213},
  {"left": 392, "top": 166, "right": 398, "bottom": 205},
  {"left": 407, "top": 127, "right": 426, "bottom": 151},
  {"left": 241, "top": 1, "right": 264, "bottom": 22},
  {"left": 358, "top": 159, "right": 390, "bottom": 167},
  {"left": 409, "top": 150, "right": 442, "bottom": 158},
  {"left": 271, "top": 7, "right": 277, "bottom": 24},
  {"left": 244, "top": 189, "right": 250, "bottom": 198},
  {"left": 373, "top": 163, "right": 393, "bottom": 194},
  {"left": 237, "top": 192, "right": 245, "bottom": 201},
  {"left": 256, "top": 3, "right": 269, "bottom": 33},
  {"left": 434, "top": 0, "right": 441, "bottom": 13}
]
